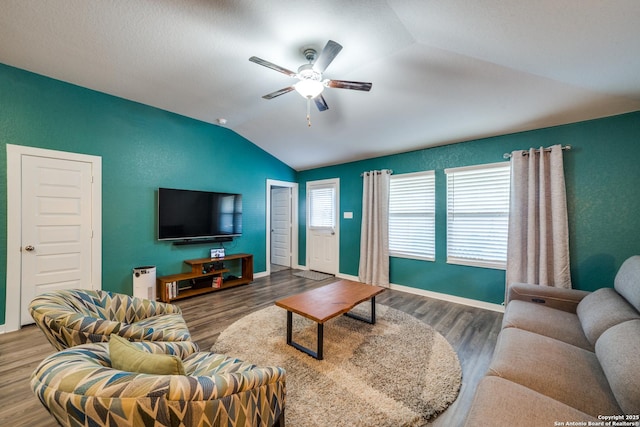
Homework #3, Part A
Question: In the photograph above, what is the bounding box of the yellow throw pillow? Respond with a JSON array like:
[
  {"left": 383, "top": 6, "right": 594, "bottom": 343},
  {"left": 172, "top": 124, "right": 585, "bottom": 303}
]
[{"left": 109, "top": 335, "right": 186, "bottom": 375}]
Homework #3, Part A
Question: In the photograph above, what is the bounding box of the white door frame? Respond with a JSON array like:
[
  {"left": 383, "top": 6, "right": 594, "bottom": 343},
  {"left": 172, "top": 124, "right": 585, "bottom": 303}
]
[
  {"left": 265, "top": 179, "right": 299, "bottom": 276},
  {"left": 5, "top": 144, "right": 102, "bottom": 332}
]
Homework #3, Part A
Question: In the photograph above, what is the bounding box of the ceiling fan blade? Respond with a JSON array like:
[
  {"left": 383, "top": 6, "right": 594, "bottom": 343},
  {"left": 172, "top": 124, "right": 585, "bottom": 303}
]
[
  {"left": 314, "top": 94, "right": 329, "bottom": 112},
  {"left": 249, "top": 56, "right": 297, "bottom": 77},
  {"left": 262, "top": 87, "right": 295, "bottom": 99},
  {"left": 313, "top": 40, "right": 343, "bottom": 73},
  {"left": 327, "top": 80, "right": 372, "bottom": 91}
]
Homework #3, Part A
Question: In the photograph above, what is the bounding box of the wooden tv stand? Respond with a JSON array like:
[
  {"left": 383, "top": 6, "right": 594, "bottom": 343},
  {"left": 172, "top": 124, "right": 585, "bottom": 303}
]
[{"left": 156, "top": 253, "right": 253, "bottom": 302}]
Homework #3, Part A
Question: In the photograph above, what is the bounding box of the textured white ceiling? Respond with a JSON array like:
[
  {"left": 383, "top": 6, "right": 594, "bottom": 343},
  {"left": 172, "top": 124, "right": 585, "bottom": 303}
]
[{"left": 1, "top": 0, "right": 639, "bottom": 170}]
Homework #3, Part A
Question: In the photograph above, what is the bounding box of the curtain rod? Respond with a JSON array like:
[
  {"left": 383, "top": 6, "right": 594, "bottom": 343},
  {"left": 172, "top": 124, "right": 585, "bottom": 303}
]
[
  {"left": 503, "top": 144, "right": 571, "bottom": 159},
  {"left": 360, "top": 169, "right": 393, "bottom": 177}
]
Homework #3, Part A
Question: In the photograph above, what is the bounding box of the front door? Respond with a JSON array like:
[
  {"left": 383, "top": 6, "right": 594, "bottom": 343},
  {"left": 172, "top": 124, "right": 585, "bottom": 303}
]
[
  {"left": 20, "top": 155, "right": 95, "bottom": 325},
  {"left": 307, "top": 179, "right": 339, "bottom": 274}
]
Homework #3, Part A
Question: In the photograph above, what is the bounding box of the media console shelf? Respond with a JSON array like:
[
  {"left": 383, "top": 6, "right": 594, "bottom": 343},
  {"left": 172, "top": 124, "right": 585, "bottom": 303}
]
[{"left": 156, "top": 253, "right": 253, "bottom": 303}]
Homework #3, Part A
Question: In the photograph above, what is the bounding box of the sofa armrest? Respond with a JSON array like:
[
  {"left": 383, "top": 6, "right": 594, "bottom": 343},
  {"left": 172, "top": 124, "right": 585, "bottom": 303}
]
[
  {"left": 112, "top": 293, "right": 182, "bottom": 323},
  {"left": 122, "top": 313, "right": 193, "bottom": 342},
  {"left": 508, "top": 283, "right": 590, "bottom": 313},
  {"left": 173, "top": 367, "right": 287, "bottom": 400}
]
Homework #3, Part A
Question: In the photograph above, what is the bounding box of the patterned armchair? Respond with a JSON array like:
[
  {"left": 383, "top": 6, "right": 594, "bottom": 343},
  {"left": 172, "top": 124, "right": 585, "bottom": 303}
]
[
  {"left": 29, "top": 289, "right": 192, "bottom": 351},
  {"left": 30, "top": 340, "right": 286, "bottom": 427}
]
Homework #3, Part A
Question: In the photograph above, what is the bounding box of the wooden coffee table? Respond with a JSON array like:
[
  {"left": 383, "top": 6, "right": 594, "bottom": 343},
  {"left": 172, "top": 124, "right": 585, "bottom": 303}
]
[{"left": 274, "top": 279, "right": 386, "bottom": 360}]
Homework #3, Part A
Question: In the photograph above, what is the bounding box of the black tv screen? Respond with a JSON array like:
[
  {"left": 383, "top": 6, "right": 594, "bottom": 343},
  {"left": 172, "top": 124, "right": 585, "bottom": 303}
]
[{"left": 158, "top": 188, "right": 242, "bottom": 241}]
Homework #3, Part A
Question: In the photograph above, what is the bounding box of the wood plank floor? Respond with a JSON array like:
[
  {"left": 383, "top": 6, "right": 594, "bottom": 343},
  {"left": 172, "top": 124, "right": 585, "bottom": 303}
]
[{"left": 0, "top": 269, "right": 503, "bottom": 426}]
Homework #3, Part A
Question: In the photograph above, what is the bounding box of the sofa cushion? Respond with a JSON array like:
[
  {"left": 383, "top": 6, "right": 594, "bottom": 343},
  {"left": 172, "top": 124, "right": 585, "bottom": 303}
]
[
  {"left": 614, "top": 255, "right": 640, "bottom": 312},
  {"left": 595, "top": 320, "right": 640, "bottom": 414},
  {"left": 577, "top": 288, "right": 640, "bottom": 345},
  {"left": 502, "top": 300, "right": 593, "bottom": 350},
  {"left": 487, "top": 328, "right": 621, "bottom": 416},
  {"left": 109, "top": 335, "right": 186, "bottom": 375},
  {"left": 464, "top": 376, "right": 598, "bottom": 426}
]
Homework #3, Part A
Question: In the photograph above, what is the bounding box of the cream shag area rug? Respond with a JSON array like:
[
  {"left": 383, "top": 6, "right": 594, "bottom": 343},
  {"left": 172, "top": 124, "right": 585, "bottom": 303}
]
[{"left": 211, "top": 304, "right": 462, "bottom": 427}]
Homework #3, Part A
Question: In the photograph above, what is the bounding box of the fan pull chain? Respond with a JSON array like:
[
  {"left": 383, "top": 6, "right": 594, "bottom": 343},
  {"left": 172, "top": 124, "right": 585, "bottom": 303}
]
[{"left": 306, "top": 97, "right": 312, "bottom": 127}]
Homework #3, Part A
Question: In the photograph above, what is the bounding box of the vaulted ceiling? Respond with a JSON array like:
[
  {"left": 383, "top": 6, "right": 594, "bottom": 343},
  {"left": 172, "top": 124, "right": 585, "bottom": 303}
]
[{"left": 2, "top": 1, "right": 639, "bottom": 170}]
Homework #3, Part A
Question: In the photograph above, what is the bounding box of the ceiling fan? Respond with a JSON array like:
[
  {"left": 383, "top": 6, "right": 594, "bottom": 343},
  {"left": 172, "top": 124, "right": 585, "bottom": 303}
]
[{"left": 249, "top": 40, "right": 372, "bottom": 126}]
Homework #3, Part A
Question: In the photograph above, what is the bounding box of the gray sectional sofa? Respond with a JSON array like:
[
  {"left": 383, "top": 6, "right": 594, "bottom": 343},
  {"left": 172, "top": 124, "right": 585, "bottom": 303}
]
[{"left": 464, "top": 255, "right": 640, "bottom": 426}]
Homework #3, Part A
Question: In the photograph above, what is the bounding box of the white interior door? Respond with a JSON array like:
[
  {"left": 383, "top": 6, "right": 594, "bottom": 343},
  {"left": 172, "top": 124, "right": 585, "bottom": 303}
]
[
  {"left": 271, "top": 187, "right": 292, "bottom": 267},
  {"left": 20, "top": 155, "right": 95, "bottom": 325},
  {"left": 307, "top": 179, "right": 339, "bottom": 274}
]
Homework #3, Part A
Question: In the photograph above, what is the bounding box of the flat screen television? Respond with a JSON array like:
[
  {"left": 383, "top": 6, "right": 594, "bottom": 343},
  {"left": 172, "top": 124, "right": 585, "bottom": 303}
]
[{"left": 158, "top": 187, "right": 242, "bottom": 241}]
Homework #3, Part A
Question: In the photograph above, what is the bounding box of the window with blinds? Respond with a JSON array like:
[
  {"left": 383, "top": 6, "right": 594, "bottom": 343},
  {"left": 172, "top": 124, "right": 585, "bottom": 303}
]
[
  {"left": 445, "top": 162, "right": 510, "bottom": 269},
  {"left": 389, "top": 171, "right": 435, "bottom": 260},
  {"left": 308, "top": 186, "right": 336, "bottom": 228}
]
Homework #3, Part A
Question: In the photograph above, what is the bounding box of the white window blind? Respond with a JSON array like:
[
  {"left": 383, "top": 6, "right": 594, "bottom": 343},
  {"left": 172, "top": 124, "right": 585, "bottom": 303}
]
[
  {"left": 389, "top": 171, "right": 435, "bottom": 260},
  {"left": 308, "top": 186, "right": 335, "bottom": 228},
  {"left": 445, "top": 162, "right": 510, "bottom": 269}
]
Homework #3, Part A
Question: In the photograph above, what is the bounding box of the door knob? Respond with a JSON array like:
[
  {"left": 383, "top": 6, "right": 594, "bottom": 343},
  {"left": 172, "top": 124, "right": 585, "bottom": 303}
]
[{"left": 24, "top": 245, "right": 35, "bottom": 252}]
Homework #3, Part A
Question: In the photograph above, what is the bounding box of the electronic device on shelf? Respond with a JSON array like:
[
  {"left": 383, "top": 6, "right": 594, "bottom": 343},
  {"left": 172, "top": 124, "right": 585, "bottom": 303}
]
[{"left": 211, "top": 248, "right": 225, "bottom": 258}]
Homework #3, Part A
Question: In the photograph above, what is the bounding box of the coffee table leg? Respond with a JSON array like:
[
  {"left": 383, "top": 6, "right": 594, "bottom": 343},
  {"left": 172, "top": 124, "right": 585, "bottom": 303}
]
[
  {"left": 344, "top": 296, "right": 377, "bottom": 324},
  {"left": 317, "top": 323, "right": 324, "bottom": 360},
  {"left": 372, "top": 296, "right": 376, "bottom": 323},
  {"left": 285, "top": 310, "right": 324, "bottom": 360},
  {"left": 286, "top": 310, "right": 293, "bottom": 345}
]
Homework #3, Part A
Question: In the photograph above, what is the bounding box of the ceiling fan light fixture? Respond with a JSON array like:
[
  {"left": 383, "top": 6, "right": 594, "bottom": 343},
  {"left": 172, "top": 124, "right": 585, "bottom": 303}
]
[
  {"left": 250, "top": 40, "right": 371, "bottom": 122},
  {"left": 294, "top": 78, "right": 324, "bottom": 99}
]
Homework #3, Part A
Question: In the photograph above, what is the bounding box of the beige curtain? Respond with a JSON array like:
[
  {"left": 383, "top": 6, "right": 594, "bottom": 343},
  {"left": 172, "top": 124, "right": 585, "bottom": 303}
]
[
  {"left": 506, "top": 145, "right": 571, "bottom": 299},
  {"left": 358, "top": 170, "right": 391, "bottom": 286}
]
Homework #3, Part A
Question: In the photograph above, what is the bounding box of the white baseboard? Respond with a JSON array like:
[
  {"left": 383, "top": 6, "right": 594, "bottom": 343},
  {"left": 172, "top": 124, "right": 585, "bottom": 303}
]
[
  {"left": 336, "top": 273, "right": 359, "bottom": 281},
  {"left": 337, "top": 273, "right": 504, "bottom": 313},
  {"left": 254, "top": 271, "right": 269, "bottom": 279},
  {"left": 389, "top": 283, "right": 504, "bottom": 313},
  {"left": 0, "top": 324, "right": 5, "bottom": 334}
]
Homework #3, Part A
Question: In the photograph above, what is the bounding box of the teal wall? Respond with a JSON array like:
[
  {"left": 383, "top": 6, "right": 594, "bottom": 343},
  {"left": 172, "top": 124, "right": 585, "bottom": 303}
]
[
  {"left": 2, "top": 62, "right": 639, "bottom": 323},
  {"left": 0, "top": 64, "right": 296, "bottom": 325},
  {"left": 298, "top": 111, "right": 640, "bottom": 304}
]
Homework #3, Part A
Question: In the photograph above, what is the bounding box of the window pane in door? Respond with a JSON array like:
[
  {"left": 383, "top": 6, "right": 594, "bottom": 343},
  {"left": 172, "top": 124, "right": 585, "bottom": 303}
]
[{"left": 308, "top": 187, "right": 335, "bottom": 228}]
